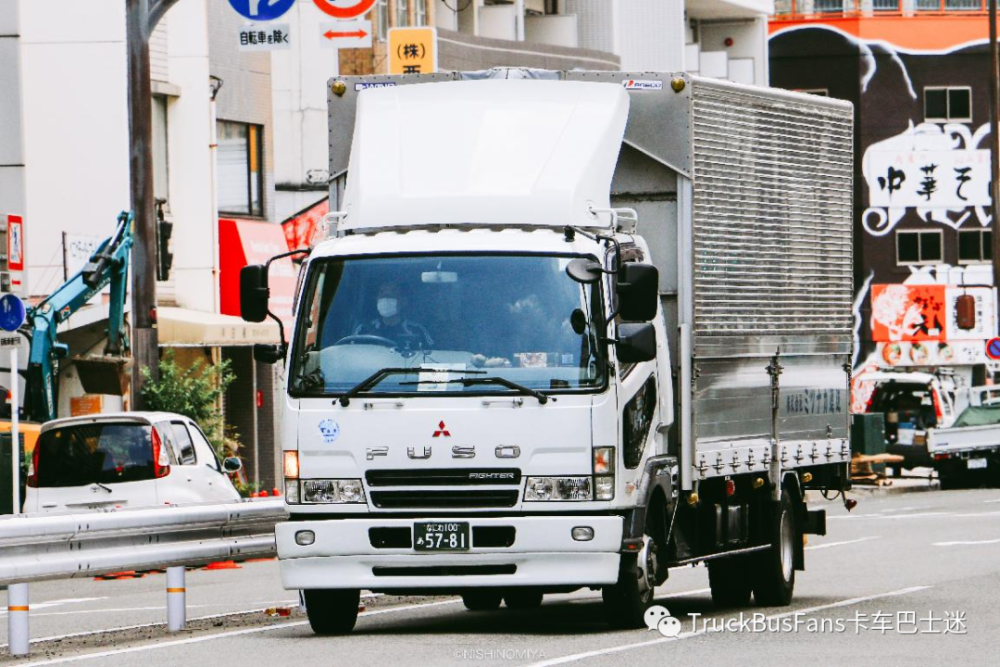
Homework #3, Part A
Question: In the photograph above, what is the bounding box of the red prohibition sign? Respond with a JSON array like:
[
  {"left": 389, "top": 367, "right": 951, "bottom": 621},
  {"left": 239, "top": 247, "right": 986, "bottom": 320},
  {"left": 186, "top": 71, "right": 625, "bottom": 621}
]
[{"left": 313, "top": 0, "right": 378, "bottom": 19}]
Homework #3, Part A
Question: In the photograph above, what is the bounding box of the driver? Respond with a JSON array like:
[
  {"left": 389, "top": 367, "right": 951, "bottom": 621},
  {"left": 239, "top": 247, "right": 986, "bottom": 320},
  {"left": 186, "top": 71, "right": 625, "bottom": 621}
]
[{"left": 354, "top": 281, "right": 433, "bottom": 348}]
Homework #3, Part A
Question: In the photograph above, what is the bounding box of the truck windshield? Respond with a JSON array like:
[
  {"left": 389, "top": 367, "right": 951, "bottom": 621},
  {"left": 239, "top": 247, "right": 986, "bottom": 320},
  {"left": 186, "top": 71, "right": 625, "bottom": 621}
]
[{"left": 290, "top": 254, "right": 605, "bottom": 397}]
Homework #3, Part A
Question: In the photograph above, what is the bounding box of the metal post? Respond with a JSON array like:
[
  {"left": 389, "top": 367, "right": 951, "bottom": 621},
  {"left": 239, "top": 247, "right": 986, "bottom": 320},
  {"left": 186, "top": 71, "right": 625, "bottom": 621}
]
[
  {"left": 990, "top": 0, "right": 1000, "bottom": 299},
  {"left": 166, "top": 566, "right": 186, "bottom": 632},
  {"left": 10, "top": 346, "right": 18, "bottom": 515},
  {"left": 7, "top": 582, "right": 29, "bottom": 656},
  {"left": 515, "top": 0, "right": 525, "bottom": 40}
]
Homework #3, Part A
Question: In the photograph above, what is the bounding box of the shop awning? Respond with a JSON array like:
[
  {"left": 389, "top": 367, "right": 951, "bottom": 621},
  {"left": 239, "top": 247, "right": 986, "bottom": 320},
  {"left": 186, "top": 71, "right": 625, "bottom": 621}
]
[{"left": 157, "top": 307, "right": 280, "bottom": 347}]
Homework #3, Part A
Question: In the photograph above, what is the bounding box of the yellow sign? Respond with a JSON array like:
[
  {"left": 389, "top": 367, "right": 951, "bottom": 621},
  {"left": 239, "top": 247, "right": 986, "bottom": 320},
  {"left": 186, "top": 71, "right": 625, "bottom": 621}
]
[{"left": 388, "top": 27, "right": 437, "bottom": 75}]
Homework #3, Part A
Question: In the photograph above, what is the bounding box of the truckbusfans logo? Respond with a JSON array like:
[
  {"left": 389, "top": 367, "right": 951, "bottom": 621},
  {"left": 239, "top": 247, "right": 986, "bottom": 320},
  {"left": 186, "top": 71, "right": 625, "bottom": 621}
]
[{"left": 433, "top": 421, "right": 451, "bottom": 437}]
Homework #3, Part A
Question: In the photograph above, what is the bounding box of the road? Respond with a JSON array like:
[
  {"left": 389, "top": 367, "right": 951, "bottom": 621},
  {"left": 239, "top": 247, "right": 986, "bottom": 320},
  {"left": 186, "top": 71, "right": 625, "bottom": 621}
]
[{"left": 2, "top": 488, "right": 998, "bottom": 667}]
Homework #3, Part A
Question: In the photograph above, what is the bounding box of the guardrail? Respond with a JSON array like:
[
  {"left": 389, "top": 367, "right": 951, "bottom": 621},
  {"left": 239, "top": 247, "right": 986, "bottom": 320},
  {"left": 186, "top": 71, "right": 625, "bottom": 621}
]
[{"left": 1, "top": 499, "right": 286, "bottom": 657}]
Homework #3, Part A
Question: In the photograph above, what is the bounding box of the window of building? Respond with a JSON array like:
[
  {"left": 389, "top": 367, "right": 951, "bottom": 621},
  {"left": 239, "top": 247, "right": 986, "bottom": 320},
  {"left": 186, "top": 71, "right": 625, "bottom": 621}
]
[
  {"left": 377, "top": 0, "right": 389, "bottom": 40},
  {"left": 924, "top": 87, "right": 972, "bottom": 122},
  {"left": 918, "top": 0, "right": 982, "bottom": 10},
  {"left": 872, "top": 0, "right": 899, "bottom": 10},
  {"left": 958, "top": 229, "right": 993, "bottom": 263},
  {"left": 395, "top": 0, "right": 410, "bottom": 26},
  {"left": 897, "top": 230, "right": 943, "bottom": 265},
  {"left": 414, "top": 0, "right": 427, "bottom": 26},
  {"left": 814, "top": 0, "right": 845, "bottom": 11},
  {"left": 152, "top": 95, "right": 169, "bottom": 202},
  {"left": 217, "top": 121, "right": 264, "bottom": 217}
]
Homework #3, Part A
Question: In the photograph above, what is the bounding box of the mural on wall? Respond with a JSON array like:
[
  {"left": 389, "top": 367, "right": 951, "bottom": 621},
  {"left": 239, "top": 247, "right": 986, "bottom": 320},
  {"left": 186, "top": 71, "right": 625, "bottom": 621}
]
[{"left": 863, "top": 122, "right": 992, "bottom": 236}]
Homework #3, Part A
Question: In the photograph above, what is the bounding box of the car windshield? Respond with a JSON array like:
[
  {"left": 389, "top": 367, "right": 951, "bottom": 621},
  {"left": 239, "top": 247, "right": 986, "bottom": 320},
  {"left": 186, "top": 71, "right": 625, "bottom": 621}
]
[
  {"left": 35, "top": 423, "right": 156, "bottom": 487},
  {"left": 290, "top": 254, "right": 605, "bottom": 396}
]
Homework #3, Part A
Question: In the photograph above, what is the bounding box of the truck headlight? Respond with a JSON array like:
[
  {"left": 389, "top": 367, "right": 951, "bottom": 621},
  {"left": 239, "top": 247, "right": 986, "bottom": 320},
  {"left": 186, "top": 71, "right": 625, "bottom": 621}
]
[
  {"left": 524, "top": 476, "right": 592, "bottom": 501},
  {"left": 301, "top": 479, "right": 366, "bottom": 504}
]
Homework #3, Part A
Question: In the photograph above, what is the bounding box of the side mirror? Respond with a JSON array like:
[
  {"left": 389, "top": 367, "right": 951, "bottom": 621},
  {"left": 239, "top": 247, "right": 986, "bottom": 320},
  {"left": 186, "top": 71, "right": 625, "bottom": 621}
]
[
  {"left": 240, "top": 264, "right": 270, "bottom": 323},
  {"left": 254, "top": 343, "right": 285, "bottom": 365},
  {"left": 617, "top": 263, "right": 658, "bottom": 322},
  {"left": 222, "top": 457, "right": 242, "bottom": 473},
  {"left": 616, "top": 322, "right": 656, "bottom": 364},
  {"left": 566, "top": 258, "right": 603, "bottom": 284}
]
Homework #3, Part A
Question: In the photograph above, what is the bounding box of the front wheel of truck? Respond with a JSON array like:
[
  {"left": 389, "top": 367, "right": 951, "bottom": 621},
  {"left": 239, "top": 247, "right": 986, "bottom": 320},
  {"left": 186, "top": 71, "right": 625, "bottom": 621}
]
[
  {"left": 462, "top": 590, "right": 503, "bottom": 611},
  {"left": 752, "top": 495, "right": 796, "bottom": 607},
  {"left": 602, "top": 535, "right": 658, "bottom": 628},
  {"left": 303, "top": 589, "right": 360, "bottom": 635}
]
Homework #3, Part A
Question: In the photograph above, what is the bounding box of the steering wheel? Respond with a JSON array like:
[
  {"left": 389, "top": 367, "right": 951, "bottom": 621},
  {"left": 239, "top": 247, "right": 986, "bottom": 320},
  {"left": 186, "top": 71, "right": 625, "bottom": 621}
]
[{"left": 333, "top": 334, "right": 397, "bottom": 347}]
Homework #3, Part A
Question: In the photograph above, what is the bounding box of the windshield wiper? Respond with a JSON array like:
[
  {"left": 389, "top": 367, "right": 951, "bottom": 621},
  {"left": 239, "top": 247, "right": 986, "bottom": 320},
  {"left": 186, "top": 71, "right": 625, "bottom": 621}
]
[
  {"left": 400, "top": 375, "right": 554, "bottom": 404},
  {"left": 338, "top": 368, "right": 485, "bottom": 406},
  {"left": 92, "top": 482, "right": 113, "bottom": 493}
]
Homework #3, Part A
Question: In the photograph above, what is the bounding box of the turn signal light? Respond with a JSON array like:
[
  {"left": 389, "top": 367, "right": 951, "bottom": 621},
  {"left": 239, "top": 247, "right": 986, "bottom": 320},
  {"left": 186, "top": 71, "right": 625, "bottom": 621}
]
[{"left": 283, "top": 451, "right": 300, "bottom": 479}]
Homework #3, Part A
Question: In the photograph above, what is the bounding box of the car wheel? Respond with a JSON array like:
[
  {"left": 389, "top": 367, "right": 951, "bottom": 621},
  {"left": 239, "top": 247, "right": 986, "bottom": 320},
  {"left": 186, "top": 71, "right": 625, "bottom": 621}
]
[{"left": 602, "top": 534, "right": 659, "bottom": 629}]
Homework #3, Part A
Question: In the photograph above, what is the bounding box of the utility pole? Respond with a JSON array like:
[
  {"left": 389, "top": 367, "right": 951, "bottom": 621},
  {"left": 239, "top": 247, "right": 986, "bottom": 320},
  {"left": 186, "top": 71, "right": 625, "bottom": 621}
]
[
  {"left": 990, "top": 0, "right": 1000, "bottom": 304},
  {"left": 126, "top": 0, "right": 180, "bottom": 407}
]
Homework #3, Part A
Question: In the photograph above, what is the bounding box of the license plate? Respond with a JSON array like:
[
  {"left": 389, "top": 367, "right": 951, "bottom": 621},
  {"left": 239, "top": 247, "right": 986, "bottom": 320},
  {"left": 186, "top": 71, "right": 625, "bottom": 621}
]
[
  {"left": 967, "top": 458, "right": 988, "bottom": 470},
  {"left": 414, "top": 522, "right": 470, "bottom": 551}
]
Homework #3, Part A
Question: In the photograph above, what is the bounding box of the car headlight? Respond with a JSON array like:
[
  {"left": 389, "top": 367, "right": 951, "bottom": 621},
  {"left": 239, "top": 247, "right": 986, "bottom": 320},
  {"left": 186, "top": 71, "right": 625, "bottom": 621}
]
[
  {"left": 301, "top": 479, "right": 366, "bottom": 504},
  {"left": 524, "top": 476, "right": 592, "bottom": 501}
]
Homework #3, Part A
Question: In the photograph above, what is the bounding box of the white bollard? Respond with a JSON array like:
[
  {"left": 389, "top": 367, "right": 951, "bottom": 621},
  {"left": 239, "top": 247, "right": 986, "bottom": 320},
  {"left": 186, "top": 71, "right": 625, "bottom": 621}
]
[
  {"left": 166, "top": 566, "right": 186, "bottom": 632},
  {"left": 7, "top": 582, "right": 29, "bottom": 656}
]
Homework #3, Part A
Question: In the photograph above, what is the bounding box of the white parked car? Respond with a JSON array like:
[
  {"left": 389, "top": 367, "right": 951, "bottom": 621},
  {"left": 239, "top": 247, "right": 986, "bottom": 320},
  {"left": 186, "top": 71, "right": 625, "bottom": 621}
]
[{"left": 23, "top": 412, "right": 242, "bottom": 513}]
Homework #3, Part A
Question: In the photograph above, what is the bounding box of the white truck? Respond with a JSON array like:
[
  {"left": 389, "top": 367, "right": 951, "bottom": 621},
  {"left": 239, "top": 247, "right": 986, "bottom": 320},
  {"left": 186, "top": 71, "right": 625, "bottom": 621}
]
[
  {"left": 240, "top": 70, "right": 855, "bottom": 635},
  {"left": 865, "top": 370, "right": 1000, "bottom": 487}
]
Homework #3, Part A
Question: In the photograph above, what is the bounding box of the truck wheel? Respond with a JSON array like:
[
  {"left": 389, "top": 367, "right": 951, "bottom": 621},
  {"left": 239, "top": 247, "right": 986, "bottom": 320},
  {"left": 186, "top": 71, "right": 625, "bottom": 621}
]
[
  {"left": 462, "top": 590, "right": 503, "bottom": 611},
  {"left": 708, "top": 557, "right": 753, "bottom": 608},
  {"left": 504, "top": 590, "right": 544, "bottom": 609},
  {"left": 602, "top": 535, "right": 658, "bottom": 628},
  {"left": 752, "top": 496, "right": 796, "bottom": 607},
  {"left": 303, "top": 589, "right": 360, "bottom": 635}
]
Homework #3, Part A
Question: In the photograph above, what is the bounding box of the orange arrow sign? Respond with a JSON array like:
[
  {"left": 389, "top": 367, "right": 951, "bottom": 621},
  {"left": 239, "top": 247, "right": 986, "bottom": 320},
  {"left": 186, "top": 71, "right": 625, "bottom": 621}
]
[{"left": 324, "top": 29, "right": 368, "bottom": 39}]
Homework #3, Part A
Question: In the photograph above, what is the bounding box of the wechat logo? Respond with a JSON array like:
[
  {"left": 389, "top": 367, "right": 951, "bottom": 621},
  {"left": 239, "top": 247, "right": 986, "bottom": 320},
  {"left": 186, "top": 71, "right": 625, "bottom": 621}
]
[{"left": 644, "top": 605, "right": 683, "bottom": 638}]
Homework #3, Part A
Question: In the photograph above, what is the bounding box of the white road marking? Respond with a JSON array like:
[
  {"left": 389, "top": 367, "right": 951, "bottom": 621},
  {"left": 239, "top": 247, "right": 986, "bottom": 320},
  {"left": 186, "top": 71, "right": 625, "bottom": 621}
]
[
  {"left": 984, "top": 498, "right": 1000, "bottom": 504},
  {"left": 828, "top": 512, "right": 951, "bottom": 521},
  {"left": 521, "top": 586, "right": 931, "bottom": 667},
  {"left": 932, "top": 538, "right": 1000, "bottom": 546},
  {"left": 805, "top": 536, "right": 880, "bottom": 550},
  {"left": 10, "top": 599, "right": 462, "bottom": 665}
]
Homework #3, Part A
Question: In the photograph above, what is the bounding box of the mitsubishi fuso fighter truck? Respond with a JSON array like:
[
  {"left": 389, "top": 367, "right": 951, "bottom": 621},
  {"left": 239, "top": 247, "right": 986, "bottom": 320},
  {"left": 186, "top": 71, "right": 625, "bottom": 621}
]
[{"left": 239, "top": 70, "right": 855, "bottom": 635}]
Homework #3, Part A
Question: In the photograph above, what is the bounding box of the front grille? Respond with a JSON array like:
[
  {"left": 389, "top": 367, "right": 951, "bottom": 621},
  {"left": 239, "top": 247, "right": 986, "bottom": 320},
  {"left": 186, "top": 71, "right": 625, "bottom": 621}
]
[
  {"left": 370, "top": 490, "right": 519, "bottom": 509},
  {"left": 366, "top": 468, "right": 522, "bottom": 487},
  {"left": 372, "top": 565, "right": 517, "bottom": 577}
]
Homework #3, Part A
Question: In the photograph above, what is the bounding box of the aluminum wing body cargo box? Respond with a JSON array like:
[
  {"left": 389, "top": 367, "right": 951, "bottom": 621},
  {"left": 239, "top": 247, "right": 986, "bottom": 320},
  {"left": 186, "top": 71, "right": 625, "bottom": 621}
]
[{"left": 326, "top": 71, "right": 855, "bottom": 488}]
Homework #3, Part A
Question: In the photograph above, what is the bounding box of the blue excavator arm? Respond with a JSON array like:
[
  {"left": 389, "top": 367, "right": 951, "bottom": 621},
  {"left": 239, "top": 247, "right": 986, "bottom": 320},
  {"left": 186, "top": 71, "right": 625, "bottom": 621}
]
[{"left": 22, "top": 212, "right": 134, "bottom": 423}]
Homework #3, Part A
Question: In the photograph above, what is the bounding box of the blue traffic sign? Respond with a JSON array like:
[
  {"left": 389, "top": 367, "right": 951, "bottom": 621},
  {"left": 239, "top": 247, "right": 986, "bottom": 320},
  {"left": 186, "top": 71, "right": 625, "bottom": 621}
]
[
  {"left": 0, "top": 294, "right": 26, "bottom": 333},
  {"left": 987, "top": 337, "right": 1000, "bottom": 361},
  {"left": 227, "top": 0, "right": 296, "bottom": 21}
]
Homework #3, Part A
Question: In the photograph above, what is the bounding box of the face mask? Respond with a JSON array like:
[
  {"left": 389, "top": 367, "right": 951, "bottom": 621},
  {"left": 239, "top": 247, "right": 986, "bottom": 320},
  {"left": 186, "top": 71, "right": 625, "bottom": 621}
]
[{"left": 377, "top": 298, "right": 398, "bottom": 318}]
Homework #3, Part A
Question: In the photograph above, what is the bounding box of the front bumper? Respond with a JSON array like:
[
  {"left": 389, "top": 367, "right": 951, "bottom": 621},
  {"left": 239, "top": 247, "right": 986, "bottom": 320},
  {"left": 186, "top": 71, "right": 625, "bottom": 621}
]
[{"left": 276, "top": 514, "right": 623, "bottom": 590}]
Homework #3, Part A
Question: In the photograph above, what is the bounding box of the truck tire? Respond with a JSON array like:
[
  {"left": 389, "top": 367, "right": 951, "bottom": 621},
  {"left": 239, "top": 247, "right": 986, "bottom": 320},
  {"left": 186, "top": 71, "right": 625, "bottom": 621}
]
[
  {"left": 303, "top": 589, "right": 360, "bottom": 635},
  {"left": 602, "top": 535, "right": 659, "bottom": 628},
  {"left": 462, "top": 590, "right": 503, "bottom": 611},
  {"left": 504, "top": 590, "right": 544, "bottom": 609},
  {"left": 752, "top": 496, "right": 796, "bottom": 607},
  {"left": 708, "top": 557, "right": 753, "bottom": 608}
]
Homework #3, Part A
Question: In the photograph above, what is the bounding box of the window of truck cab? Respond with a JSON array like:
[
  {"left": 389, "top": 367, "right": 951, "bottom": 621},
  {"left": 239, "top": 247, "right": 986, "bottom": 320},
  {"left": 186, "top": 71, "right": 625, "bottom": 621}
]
[{"left": 289, "top": 253, "right": 607, "bottom": 398}]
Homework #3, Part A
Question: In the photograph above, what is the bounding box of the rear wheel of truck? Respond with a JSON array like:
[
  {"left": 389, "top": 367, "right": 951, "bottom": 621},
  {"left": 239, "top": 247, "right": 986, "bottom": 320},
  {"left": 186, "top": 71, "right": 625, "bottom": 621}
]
[
  {"left": 752, "top": 495, "right": 796, "bottom": 607},
  {"left": 602, "top": 535, "right": 659, "bottom": 628},
  {"left": 504, "top": 590, "right": 544, "bottom": 609},
  {"left": 462, "top": 590, "right": 503, "bottom": 611},
  {"left": 708, "top": 556, "right": 753, "bottom": 608},
  {"left": 303, "top": 589, "right": 360, "bottom": 635}
]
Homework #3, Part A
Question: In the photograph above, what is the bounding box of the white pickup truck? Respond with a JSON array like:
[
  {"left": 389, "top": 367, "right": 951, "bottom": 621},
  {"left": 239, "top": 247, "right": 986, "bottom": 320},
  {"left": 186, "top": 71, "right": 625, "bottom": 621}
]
[{"left": 865, "top": 371, "right": 1000, "bottom": 487}]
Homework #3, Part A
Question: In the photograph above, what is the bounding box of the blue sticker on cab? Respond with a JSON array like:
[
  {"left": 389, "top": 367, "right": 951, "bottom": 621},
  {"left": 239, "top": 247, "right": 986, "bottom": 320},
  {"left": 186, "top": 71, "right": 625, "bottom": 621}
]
[{"left": 318, "top": 419, "right": 340, "bottom": 443}]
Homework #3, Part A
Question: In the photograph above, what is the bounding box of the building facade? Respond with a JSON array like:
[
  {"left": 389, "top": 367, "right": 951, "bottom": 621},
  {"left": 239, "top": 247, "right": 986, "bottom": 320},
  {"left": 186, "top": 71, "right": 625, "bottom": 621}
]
[{"left": 769, "top": 1, "right": 997, "bottom": 403}]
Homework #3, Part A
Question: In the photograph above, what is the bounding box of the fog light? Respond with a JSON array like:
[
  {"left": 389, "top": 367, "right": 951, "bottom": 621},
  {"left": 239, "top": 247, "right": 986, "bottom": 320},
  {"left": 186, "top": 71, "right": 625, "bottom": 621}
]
[
  {"left": 572, "top": 526, "right": 595, "bottom": 541},
  {"left": 295, "top": 530, "right": 315, "bottom": 546}
]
